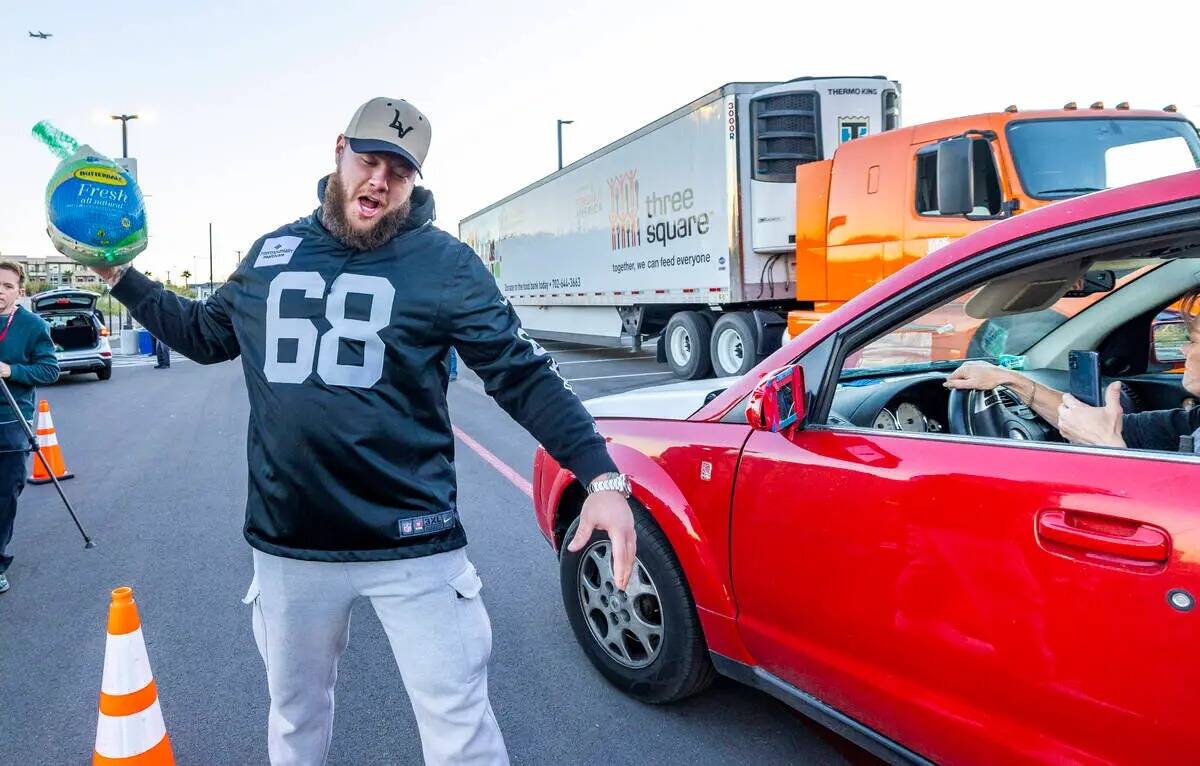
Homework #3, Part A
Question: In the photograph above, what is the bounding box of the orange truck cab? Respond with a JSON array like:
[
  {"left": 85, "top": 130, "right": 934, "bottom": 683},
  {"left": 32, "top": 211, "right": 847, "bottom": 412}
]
[{"left": 787, "top": 105, "right": 1200, "bottom": 341}]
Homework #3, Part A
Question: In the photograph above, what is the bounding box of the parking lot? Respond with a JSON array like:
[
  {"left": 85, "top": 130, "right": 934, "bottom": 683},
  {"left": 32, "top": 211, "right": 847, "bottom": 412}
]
[
  {"left": 502, "top": 339, "right": 674, "bottom": 400},
  {"left": 0, "top": 347, "right": 875, "bottom": 765}
]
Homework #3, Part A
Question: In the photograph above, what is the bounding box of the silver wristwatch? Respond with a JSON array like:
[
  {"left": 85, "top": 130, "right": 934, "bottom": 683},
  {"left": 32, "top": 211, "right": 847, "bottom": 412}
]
[{"left": 587, "top": 472, "right": 632, "bottom": 498}]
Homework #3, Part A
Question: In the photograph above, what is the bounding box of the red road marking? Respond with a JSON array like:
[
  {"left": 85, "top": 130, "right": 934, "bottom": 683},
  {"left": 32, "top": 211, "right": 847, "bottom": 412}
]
[{"left": 452, "top": 425, "right": 533, "bottom": 498}]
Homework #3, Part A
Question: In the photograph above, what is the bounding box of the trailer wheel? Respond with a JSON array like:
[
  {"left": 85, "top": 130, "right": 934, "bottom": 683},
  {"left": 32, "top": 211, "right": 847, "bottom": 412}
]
[
  {"left": 663, "top": 312, "right": 713, "bottom": 379},
  {"left": 710, "top": 312, "right": 759, "bottom": 377}
]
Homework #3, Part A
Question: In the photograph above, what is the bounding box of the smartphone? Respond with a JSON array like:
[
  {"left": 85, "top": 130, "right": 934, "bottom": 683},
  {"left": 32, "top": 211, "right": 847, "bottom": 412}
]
[{"left": 1068, "top": 350, "right": 1102, "bottom": 407}]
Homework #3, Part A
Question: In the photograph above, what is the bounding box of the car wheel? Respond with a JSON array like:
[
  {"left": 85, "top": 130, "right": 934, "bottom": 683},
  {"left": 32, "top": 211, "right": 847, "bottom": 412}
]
[
  {"left": 663, "top": 311, "right": 713, "bottom": 380},
  {"left": 96, "top": 364, "right": 112, "bottom": 381},
  {"left": 560, "top": 503, "right": 715, "bottom": 703}
]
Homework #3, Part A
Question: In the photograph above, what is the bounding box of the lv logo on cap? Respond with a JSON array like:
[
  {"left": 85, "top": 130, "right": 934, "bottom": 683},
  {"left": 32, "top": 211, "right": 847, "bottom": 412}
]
[{"left": 389, "top": 110, "right": 414, "bottom": 138}]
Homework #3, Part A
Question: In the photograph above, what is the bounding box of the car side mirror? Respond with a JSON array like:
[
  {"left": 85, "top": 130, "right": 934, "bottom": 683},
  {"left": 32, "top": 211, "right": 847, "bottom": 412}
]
[
  {"left": 937, "top": 137, "right": 975, "bottom": 216},
  {"left": 1151, "top": 319, "right": 1190, "bottom": 365},
  {"left": 746, "top": 365, "right": 805, "bottom": 433}
]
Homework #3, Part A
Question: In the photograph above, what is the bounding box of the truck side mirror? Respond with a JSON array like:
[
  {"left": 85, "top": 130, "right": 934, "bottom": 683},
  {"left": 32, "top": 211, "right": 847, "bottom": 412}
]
[
  {"left": 937, "top": 137, "right": 975, "bottom": 216},
  {"left": 746, "top": 365, "right": 806, "bottom": 433}
]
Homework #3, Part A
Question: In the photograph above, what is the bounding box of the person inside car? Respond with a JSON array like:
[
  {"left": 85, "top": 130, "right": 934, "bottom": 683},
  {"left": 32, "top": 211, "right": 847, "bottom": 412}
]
[{"left": 945, "top": 287, "right": 1200, "bottom": 452}]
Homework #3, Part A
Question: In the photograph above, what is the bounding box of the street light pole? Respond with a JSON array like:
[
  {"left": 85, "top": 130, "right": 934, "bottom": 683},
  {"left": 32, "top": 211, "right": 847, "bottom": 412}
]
[
  {"left": 208, "top": 222, "right": 214, "bottom": 297},
  {"left": 112, "top": 113, "right": 139, "bottom": 330},
  {"left": 557, "top": 119, "right": 573, "bottom": 170},
  {"left": 110, "top": 114, "right": 138, "bottom": 159}
]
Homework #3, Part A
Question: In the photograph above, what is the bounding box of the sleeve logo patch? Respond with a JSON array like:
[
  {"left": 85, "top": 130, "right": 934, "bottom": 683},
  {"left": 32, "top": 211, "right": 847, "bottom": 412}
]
[{"left": 254, "top": 236, "right": 303, "bottom": 268}]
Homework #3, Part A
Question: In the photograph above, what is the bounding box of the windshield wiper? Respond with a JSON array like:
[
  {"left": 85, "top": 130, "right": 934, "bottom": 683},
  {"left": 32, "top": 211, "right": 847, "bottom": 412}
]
[{"left": 1036, "top": 186, "right": 1105, "bottom": 196}]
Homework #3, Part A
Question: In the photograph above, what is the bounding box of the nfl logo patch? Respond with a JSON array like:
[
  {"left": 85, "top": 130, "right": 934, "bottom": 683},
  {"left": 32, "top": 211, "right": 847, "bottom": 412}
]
[
  {"left": 401, "top": 521, "right": 413, "bottom": 535},
  {"left": 414, "top": 519, "right": 425, "bottom": 532}
]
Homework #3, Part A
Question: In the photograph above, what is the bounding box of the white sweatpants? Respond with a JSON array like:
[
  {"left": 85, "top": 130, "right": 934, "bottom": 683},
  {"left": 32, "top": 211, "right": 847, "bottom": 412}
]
[{"left": 242, "top": 546, "right": 509, "bottom": 765}]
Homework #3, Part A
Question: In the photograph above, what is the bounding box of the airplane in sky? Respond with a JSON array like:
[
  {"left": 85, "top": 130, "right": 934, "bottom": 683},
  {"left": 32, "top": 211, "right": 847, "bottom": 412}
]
[{"left": 28, "top": 31, "right": 52, "bottom": 39}]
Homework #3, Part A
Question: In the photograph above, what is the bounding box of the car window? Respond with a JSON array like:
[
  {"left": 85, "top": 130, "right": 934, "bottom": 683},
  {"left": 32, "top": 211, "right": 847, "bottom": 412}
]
[
  {"left": 842, "top": 261, "right": 1163, "bottom": 376},
  {"left": 34, "top": 294, "right": 96, "bottom": 312}
]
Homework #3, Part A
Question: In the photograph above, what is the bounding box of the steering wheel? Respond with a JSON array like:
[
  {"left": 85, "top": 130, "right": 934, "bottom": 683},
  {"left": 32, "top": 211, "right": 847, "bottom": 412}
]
[{"left": 947, "top": 385, "right": 1056, "bottom": 440}]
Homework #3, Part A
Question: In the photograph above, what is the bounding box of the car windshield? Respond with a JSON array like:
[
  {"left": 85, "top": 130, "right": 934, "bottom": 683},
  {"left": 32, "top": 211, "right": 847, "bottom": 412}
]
[
  {"left": 843, "top": 260, "right": 1166, "bottom": 377},
  {"left": 1007, "top": 118, "right": 1200, "bottom": 199}
]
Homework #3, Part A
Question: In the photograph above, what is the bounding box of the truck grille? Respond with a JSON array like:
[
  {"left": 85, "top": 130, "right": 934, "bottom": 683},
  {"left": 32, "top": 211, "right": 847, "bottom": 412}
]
[{"left": 751, "top": 91, "right": 821, "bottom": 183}]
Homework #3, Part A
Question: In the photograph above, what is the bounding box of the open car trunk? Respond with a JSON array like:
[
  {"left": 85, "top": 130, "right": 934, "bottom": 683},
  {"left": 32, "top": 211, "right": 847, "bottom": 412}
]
[
  {"left": 31, "top": 291, "right": 101, "bottom": 352},
  {"left": 47, "top": 313, "right": 98, "bottom": 351}
]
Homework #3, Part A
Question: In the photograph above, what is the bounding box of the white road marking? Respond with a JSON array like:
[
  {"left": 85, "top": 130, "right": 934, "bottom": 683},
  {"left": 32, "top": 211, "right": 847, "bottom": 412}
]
[
  {"left": 538, "top": 344, "right": 620, "bottom": 353},
  {"left": 566, "top": 371, "right": 676, "bottom": 382},
  {"left": 554, "top": 356, "right": 655, "bottom": 365},
  {"left": 109, "top": 352, "right": 189, "bottom": 369}
]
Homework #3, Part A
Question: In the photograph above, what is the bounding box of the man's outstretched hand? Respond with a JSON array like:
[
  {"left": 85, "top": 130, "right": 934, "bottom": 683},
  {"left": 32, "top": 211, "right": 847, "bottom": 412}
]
[
  {"left": 568, "top": 490, "right": 637, "bottom": 591},
  {"left": 90, "top": 265, "right": 127, "bottom": 288}
]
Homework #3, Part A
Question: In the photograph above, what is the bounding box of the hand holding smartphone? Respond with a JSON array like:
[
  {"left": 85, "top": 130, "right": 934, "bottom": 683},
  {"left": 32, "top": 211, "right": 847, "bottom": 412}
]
[{"left": 1068, "top": 350, "right": 1102, "bottom": 407}]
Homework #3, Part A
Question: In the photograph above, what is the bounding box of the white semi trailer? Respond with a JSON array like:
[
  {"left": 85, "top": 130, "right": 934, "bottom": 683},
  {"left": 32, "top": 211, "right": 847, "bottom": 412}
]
[{"left": 459, "top": 76, "right": 901, "bottom": 378}]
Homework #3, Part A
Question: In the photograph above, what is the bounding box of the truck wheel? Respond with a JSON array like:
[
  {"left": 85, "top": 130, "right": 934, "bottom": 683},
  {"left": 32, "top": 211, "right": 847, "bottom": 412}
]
[
  {"left": 560, "top": 504, "right": 716, "bottom": 703},
  {"left": 710, "top": 312, "right": 759, "bottom": 377},
  {"left": 663, "top": 311, "right": 713, "bottom": 379}
]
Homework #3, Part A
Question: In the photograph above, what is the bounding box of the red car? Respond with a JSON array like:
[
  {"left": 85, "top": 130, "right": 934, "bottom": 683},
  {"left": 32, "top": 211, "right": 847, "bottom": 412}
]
[{"left": 533, "top": 170, "right": 1200, "bottom": 764}]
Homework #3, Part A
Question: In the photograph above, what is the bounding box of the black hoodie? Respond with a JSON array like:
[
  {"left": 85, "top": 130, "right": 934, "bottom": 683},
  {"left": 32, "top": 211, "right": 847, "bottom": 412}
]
[{"left": 112, "top": 179, "right": 616, "bottom": 561}]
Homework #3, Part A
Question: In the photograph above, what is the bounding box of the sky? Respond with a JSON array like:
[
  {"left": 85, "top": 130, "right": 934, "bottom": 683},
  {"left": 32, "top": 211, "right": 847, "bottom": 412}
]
[{"left": 2, "top": 0, "right": 1198, "bottom": 283}]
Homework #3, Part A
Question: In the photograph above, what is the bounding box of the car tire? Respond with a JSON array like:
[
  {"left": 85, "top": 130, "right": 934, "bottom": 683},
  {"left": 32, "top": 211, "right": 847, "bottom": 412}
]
[
  {"left": 560, "top": 503, "right": 716, "bottom": 704},
  {"left": 96, "top": 364, "right": 112, "bottom": 381},
  {"left": 709, "top": 312, "right": 760, "bottom": 377},
  {"left": 663, "top": 311, "right": 713, "bottom": 380}
]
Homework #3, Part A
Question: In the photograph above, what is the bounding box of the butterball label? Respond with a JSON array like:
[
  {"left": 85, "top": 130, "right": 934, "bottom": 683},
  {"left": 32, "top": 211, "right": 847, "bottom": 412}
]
[
  {"left": 254, "top": 236, "right": 302, "bottom": 267},
  {"left": 73, "top": 166, "right": 127, "bottom": 186}
]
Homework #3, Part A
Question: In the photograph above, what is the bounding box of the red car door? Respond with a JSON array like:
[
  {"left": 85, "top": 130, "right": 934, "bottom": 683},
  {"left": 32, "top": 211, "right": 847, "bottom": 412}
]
[{"left": 730, "top": 429, "right": 1200, "bottom": 764}]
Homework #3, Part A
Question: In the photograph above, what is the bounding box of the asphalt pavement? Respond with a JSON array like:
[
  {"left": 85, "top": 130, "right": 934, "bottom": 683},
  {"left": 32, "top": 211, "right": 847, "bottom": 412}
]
[{"left": 0, "top": 347, "right": 873, "bottom": 764}]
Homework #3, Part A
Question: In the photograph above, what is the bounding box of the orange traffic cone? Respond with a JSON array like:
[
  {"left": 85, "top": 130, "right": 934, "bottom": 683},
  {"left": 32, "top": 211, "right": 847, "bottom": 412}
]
[
  {"left": 93, "top": 587, "right": 175, "bottom": 765},
  {"left": 29, "top": 399, "right": 73, "bottom": 484}
]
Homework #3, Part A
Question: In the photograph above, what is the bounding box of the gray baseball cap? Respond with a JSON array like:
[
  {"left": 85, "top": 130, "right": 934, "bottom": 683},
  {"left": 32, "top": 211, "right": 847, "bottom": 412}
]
[{"left": 343, "top": 97, "right": 431, "bottom": 176}]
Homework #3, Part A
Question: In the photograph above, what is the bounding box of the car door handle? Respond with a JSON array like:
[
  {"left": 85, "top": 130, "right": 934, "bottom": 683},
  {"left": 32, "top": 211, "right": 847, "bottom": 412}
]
[{"left": 1037, "top": 510, "right": 1169, "bottom": 563}]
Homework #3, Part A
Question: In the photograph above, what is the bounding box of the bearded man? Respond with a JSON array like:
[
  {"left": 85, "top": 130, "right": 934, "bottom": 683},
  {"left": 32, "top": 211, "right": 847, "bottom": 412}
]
[{"left": 93, "top": 97, "right": 636, "bottom": 765}]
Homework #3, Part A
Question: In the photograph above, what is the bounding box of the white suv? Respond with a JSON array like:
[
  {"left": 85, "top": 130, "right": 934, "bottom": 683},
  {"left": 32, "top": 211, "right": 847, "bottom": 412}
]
[{"left": 30, "top": 289, "right": 113, "bottom": 381}]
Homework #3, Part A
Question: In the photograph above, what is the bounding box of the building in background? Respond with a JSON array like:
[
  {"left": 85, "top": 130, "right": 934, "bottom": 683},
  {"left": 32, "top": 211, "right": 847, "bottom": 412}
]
[{"left": 1, "top": 254, "right": 101, "bottom": 289}]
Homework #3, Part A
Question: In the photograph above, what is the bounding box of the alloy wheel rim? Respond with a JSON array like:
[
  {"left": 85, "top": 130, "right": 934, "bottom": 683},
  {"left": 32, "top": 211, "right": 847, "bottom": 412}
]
[{"left": 577, "top": 540, "right": 664, "bottom": 668}]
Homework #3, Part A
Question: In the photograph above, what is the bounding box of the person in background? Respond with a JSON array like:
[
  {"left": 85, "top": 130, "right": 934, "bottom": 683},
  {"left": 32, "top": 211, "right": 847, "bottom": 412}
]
[
  {"left": 447, "top": 346, "right": 458, "bottom": 381},
  {"left": 0, "top": 261, "right": 61, "bottom": 593},
  {"left": 153, "top": 334, "right": 171, "bottom": 369}
]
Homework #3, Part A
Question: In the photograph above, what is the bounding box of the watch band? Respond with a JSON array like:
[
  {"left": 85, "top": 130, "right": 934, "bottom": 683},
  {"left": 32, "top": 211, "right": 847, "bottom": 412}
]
[{"left": 587, "top": 472, "right": 631, "bottom": 497}]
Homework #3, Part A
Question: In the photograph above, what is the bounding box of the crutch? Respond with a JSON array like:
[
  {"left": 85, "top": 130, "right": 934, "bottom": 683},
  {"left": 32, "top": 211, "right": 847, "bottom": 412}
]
[{"left": 0, "top": 377, "right": 95, "bottom": 548}]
